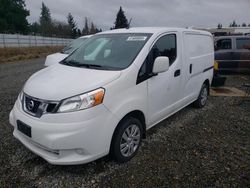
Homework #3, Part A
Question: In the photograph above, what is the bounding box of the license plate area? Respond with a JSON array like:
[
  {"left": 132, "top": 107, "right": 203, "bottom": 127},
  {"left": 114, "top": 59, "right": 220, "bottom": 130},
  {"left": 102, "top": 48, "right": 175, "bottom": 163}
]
[{"left": 17, "top": 120, "right": 31, "bottom": 137}]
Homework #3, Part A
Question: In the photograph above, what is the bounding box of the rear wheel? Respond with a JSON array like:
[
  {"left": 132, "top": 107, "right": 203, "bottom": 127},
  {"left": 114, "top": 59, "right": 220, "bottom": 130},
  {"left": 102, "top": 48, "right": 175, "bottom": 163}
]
[
  {"left": 110, "top": 117, "right": 142, "bottom": 163},
  {"left": 194, "top": 83, "right": 208, "bottom": 108}
]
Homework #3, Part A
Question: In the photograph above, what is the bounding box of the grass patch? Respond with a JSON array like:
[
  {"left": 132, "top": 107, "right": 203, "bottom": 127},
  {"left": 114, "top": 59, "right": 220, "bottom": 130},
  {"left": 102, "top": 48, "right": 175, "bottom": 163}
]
[{"left": 0, "top": 46, "right": 64, "bottom": 63}]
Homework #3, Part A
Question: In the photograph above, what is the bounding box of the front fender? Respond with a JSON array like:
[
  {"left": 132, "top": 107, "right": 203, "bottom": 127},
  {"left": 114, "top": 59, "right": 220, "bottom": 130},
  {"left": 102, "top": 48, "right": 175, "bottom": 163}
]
[{"left": 104, "top": 80, "right": 148, "bottom": 127}]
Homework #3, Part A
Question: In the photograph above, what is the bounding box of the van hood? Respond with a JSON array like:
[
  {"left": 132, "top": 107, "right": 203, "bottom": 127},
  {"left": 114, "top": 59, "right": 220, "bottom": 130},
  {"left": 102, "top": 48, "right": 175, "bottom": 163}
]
[
  {"left": 23, "top": 64, "right": 121, "bottom": 101},
  {"left": 44, "top": 52, "right": 68, "bottom": 66}
]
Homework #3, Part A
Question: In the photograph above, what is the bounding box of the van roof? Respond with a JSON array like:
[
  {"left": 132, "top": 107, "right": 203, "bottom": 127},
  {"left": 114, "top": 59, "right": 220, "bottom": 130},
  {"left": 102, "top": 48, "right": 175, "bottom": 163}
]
[{"left": 99, "top": 27, "right": 211, "bottom": 36}]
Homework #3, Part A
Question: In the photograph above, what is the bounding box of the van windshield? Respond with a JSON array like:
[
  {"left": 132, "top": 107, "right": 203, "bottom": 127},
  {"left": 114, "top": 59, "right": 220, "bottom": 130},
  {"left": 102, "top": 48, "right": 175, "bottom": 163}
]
[
  {"left": 61, "top": 37, "right": 89, "bottom": 54},
  {"left": 61, "top": 33, "right": 152, "bottom": 70}
]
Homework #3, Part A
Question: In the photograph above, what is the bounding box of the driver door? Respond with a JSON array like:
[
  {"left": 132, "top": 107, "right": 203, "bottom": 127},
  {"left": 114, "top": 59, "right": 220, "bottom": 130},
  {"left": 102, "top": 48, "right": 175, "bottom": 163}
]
[{"left": 146, "top": 33, "right": 182, "bottom": 126}]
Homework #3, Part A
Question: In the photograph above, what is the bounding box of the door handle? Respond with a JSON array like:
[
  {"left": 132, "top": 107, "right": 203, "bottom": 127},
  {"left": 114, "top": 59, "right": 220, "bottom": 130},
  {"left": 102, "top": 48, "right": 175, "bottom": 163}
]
[
  {"left": 189, "top": 64, "right": 193, "bottom": 74},
  {"left": 174, "top": 69, "right": 181, "bottom": 77}
]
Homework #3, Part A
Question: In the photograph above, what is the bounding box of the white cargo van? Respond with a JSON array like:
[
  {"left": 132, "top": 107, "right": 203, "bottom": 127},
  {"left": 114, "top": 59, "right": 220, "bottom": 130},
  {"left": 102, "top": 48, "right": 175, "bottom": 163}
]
[{"left": 9, "top": 27, "right": 214, "bottom": 165}]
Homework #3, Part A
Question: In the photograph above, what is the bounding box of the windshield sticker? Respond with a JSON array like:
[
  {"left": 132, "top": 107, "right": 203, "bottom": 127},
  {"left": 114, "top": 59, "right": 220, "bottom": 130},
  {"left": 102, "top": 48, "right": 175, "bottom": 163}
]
[{"left": 127, "top": 36, "right": 147, "bottom": 41}]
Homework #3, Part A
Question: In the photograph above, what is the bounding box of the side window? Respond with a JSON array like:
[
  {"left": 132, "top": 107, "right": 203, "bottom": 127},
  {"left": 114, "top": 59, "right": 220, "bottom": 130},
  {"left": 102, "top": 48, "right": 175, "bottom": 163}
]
[
  {"left": 151, "top": 34, "right": 177, "bottom": 66},
  {"left": 236, "top": 38, "right": 250, "bottom": 50},
  {"left": 137, "top": 34, "right": 177, "bottom": 84},
  {"left": 215, "top": 39, "right": 232, "bottom": 50}
]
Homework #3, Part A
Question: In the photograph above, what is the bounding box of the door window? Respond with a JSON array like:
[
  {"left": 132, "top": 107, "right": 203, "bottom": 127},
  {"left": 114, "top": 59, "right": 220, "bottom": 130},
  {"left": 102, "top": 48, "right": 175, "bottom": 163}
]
[
  {"left": 215, "top": 39, "right": 232, "bottom": 50},
  {"left": 151, "top": 34, "right": 177, "bottom": 66},
  {"left": 137, "top": 34, "right": 177, "bottom": 84},
  {"left": 236, "top": 38, "right": 250, "bottom": 50}
]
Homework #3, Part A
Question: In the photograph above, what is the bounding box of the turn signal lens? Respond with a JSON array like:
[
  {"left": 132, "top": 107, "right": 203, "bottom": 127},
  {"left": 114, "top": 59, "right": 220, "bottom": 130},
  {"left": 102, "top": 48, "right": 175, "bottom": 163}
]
[{"left": 93, "top": 89, "right": 105, "bottom": 106}]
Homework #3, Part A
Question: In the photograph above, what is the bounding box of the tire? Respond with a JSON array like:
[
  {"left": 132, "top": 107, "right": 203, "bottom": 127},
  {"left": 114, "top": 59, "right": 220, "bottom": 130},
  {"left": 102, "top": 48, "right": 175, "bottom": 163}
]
[
  {"left": 194, "top": 83, "right": 209, "bottom": 108},
  {"left": 110, "top": 117, "right": 142, "bottom": 163}
]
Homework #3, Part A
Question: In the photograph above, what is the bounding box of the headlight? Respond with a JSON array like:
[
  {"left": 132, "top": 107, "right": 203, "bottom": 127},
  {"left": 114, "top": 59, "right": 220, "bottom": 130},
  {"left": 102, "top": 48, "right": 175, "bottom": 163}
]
[{"left": 57, "top": 88, "right": 105, "bottom": 113}]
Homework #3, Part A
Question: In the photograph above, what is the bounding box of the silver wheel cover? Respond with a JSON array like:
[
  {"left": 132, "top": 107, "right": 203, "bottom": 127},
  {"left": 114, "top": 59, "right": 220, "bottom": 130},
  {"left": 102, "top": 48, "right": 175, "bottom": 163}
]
[{"left": 120, "top": 124, "right": 141, "bottom": 157}]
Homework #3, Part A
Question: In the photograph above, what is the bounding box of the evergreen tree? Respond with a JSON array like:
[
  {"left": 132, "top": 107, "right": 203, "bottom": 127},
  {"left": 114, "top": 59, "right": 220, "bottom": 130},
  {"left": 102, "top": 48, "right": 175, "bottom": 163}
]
[
  {"left": 29, "top": 22, "right": 40, "bottom": 34},
  {"left": 77, "top": 29, "right": 82, "bottom": 37},
  {"left": 82, "top": 17, "right": 89, "bottom": 35},
  {"left": 39, "top": 2, "right": 52, "bottom": 36},
  {"left": 96, "top": 28, "right": 102, "bottom": 33},
  {"left": 217, "top": 23, "right": 222, "bottom": 29},
  {"left": 90, "top": 22, "right": 96, "bottom": 34},
  {"left": 67, "top": 13, "right": 77, "bottom": 38},
  {"left": 51, "top": 20, "right": 71, "bottom": 38},
  {"left": 230, "top": 20, "right": 237, "bottom": 27},
  {"left": 0, "top": 0, "right": 29, "bottom": 34},
  {"left": 114, "top": 6, "right": 129, "bottom": 29},
  {"left": 242, "top": 23, "right": 246, "bottom": 27}
]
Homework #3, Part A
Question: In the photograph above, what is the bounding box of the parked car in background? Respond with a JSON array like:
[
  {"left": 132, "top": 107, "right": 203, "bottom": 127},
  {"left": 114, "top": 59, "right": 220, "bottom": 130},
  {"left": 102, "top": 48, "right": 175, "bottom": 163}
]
[
  {"left": 214, "top": 36, "right": 250, "bottom": 73},
  {"left": 9, "top": 27, "right": 214, "bottom": 165},
  {"left": 44, "top": 35, "right": 92, "bottom": 66}
]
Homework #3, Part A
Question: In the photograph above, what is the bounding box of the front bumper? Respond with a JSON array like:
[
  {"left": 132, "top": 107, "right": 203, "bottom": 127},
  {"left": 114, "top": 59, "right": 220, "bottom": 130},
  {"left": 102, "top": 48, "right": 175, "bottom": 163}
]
[{"left": 9, "top": 99, "right": 118, "bottom": 165}]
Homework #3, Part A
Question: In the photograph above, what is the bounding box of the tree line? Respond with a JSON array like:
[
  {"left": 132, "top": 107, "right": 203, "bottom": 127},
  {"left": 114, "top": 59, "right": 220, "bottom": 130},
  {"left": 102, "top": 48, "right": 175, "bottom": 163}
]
[
  {"left": 217, "top": 21, "right": 250, "bottom": 29},
  {"left": 29, "top": 2, "right": 103, "bottom": 38},
  {"left": 0, "top": 0, "right": 130, "bottom": 38}
]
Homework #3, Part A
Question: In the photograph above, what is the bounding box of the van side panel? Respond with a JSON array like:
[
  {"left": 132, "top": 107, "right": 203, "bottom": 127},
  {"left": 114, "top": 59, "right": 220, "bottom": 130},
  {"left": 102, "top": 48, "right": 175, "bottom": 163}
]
[{"left": 182, "top": 33, "right": 214, "bottom": 102}]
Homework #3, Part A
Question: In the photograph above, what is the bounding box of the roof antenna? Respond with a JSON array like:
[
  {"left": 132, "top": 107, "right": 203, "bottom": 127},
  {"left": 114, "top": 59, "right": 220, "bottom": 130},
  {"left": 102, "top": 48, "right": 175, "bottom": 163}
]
[{"left": 127, "top": 18, "right": 132, "bottom": 29}]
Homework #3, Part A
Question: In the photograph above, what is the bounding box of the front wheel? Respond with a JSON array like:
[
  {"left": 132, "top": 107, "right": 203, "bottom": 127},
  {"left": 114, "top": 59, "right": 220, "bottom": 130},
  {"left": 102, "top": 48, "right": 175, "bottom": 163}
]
[
  {"left": 110, "top": 117, "right": 142, "bottom": 163},
  {"left": 194, "top": 84, "right": 208, "bottom": 108}
]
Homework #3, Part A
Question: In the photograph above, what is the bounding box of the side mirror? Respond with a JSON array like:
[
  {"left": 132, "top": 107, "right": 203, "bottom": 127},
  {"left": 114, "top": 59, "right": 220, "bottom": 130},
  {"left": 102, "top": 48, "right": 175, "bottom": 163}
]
[{"left": 152, "top": 56, "right": 169, "bottom": 74}]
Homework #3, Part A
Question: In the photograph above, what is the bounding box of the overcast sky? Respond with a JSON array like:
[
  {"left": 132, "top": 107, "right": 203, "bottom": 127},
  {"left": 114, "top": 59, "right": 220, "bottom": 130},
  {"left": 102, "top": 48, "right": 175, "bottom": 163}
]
[{"left": 25, "top": 0, "right": 250, "bottom": 30}]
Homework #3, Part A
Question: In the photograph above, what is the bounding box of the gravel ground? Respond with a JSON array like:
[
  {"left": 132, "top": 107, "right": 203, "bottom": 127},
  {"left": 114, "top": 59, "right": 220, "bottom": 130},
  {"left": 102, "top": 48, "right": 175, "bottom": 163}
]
[{"left": 0, "top": 59, "right": 249, "bottom": 187}]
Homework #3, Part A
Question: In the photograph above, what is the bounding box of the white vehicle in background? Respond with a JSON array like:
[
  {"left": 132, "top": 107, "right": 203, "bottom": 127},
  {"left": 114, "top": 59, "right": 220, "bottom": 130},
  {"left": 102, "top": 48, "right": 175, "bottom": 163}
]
[
  {"left": 10, "top": 27, "right": 214, "bottom": 165},
  {"left": 44, "top": 35, "right": 92, "bottom": 66}
]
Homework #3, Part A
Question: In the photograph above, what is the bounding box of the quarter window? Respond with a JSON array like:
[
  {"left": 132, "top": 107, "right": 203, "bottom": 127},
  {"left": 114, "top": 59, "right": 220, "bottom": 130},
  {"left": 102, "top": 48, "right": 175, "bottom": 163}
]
[
  {"left": 216, "top": 39, "right": 232, "bottom": 50},
  {"left": 236, "top": 38, "right": 250, "bottom": 49}
]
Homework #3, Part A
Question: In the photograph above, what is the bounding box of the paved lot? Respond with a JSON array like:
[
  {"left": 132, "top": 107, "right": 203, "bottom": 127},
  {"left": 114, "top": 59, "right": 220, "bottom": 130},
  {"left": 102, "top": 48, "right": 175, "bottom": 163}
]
[{"left": 0, "top": 59, "right": 249, "bottom": 187}]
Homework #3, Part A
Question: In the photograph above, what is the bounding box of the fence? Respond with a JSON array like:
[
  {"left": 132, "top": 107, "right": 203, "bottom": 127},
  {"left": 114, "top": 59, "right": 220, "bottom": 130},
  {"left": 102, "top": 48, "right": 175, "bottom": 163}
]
[{"left": 0, "top": 33, "right": 73, "bottom": 48}]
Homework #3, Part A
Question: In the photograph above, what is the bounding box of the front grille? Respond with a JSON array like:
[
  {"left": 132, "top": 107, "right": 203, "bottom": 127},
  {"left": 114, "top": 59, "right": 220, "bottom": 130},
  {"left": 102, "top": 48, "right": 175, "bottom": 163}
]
[
  {"left": 22, "top": 93, "right": 59, "bottom": 118},
  {"left": 24, "top": 96, "right": 41, "bottom": 114}
]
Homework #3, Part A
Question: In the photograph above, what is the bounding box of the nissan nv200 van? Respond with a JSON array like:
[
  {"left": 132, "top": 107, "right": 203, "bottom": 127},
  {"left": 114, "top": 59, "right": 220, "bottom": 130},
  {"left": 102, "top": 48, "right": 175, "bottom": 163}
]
[{"left": 9, "top": 27, "right": 214, "bottom": 165}]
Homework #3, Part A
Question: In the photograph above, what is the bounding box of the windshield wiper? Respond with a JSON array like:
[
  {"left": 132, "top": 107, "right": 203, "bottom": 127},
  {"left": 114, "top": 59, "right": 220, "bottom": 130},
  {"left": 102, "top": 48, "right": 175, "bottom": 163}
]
[
  {"left": 62, "top": 60, "right": 116, "bottom": 70},
  {"left": 62, "top": 60, "right": 103, "bottom": 68},
  {"left": 76, "top": 63, "right": 119, "bottom": 70},
  {"left": 61, "top": 60, "right": 80, "bottom": 66},
  {"left": 74, "top": 63, "right": 103, "bottom": 68}
]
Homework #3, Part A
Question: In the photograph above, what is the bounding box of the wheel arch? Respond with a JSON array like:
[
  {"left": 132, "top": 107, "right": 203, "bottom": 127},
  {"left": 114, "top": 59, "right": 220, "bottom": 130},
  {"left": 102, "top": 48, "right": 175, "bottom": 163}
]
[
  {"left": 203, "top": 79, "right": 210, "bottom": 95},
  {"left": 109, "top": 110, "right": 146, "bottom": 155},
  {"left": 114, "top": 110, "right": 146, "bottom": 138}
]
